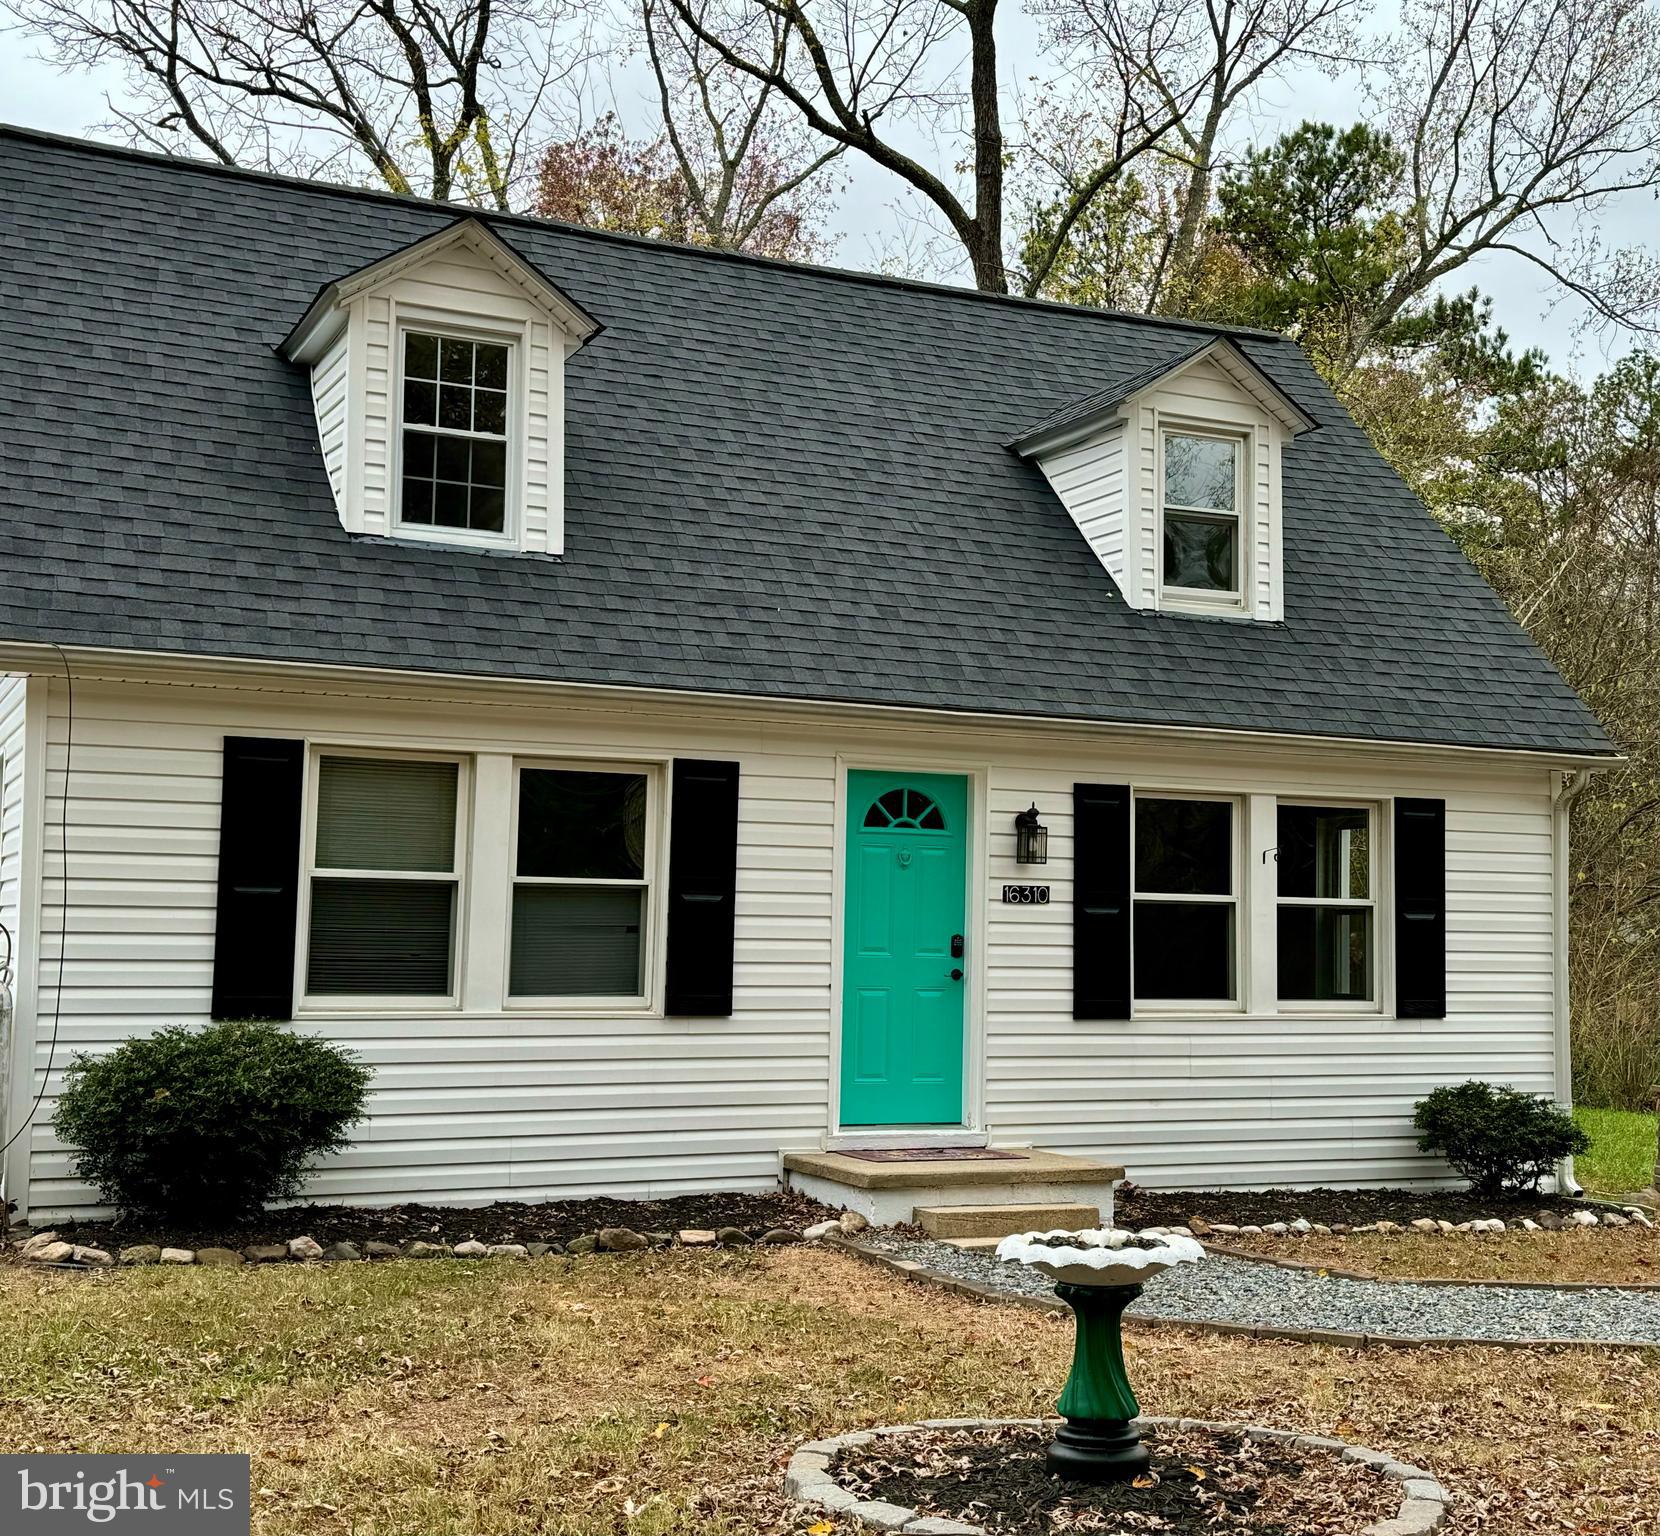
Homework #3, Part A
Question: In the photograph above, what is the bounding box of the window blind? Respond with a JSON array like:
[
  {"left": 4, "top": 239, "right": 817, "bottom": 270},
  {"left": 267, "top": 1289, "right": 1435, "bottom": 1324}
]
[
  {"left": 510, "top": 886, "right": 644, "bottom": 997},
  {"left": 307, "top": 879, "right": 455, "bottom": 995},
  {"left": 315, "top": 757, "right": 457, "bottom": 872}
]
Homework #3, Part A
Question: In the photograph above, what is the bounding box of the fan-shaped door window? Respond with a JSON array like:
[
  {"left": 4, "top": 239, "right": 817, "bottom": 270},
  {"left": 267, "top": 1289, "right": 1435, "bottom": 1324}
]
[{"left": 864, "top": 787, "right": 947, "bottom": 831}]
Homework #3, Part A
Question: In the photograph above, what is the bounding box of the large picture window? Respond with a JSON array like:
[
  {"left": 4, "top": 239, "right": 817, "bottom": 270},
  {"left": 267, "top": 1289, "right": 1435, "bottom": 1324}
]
[
  {"left": 1162, "top": 430, "right": 1242, "bottom": 600},
  {"left": 305, "top": 754, "right": 461, "bottom": 998},
  {"left": 398, "top": 330, "right": 511, "bottom": 536},
  {"left": 510, "top": 766, "right": 652, "bottom": 998},
  {"left": 1277, "top": 804, "right": 1375, "bottom": 1002},
  {"left": 1133, "top": 795, "right": 1238, "bottom": 1002}
]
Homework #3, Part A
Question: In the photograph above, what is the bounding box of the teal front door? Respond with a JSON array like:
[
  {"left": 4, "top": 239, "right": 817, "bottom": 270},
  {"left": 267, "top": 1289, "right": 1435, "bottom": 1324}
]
[{"left": 840, "top": 770, "right": 969, "bottom": 1126}]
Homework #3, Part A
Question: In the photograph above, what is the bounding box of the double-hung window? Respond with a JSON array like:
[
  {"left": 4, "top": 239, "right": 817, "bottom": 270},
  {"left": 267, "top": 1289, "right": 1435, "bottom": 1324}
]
[
  {"left": 1133, "top": 795, "right": 1238, "bottom": 1003},
  {"left": 305, "top": 754, "right": 463, "bottom": 999},
  {"left": 1277, "top": 804, "right": 1376, "bottom": 1003},
  {"left": 510, "top": 765, "right": 653, "bottom": 999},
  {"left": 398, "top": 330, "right": 511, "bottom": 537},
  {"left": 1161, "top": 430, "right": 1243, "bottom": 603}
]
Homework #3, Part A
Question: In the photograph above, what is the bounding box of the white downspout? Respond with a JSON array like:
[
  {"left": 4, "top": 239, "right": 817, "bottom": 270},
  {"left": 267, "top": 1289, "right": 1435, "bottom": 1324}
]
[{"left": 1552, "top": 768, "right": 1595, "bottom": 1195}]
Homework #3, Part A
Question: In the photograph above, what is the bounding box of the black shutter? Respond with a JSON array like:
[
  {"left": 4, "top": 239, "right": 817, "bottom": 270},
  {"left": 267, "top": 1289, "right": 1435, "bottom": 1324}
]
[
  {"left": 1074, "top": 783, "right": 1132, "bottom": 1020},
  {"left": 211, "top": 736, "right": 305, "bottom": 1020},
  {"left": 664, "top": 758, "right": 740, "bottom": 1016},
  {"left": 1394, "top": 797, "right": 1446, "bottom": 1019}
]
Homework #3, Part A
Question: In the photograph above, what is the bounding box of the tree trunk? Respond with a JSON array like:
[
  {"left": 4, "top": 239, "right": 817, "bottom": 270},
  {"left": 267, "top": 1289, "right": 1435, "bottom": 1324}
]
[
  {"left": 966, "top": 0, "right": 1007, "bottom": 293},
  {"left": 1160, "top": 98, "right": 1225, "bottom": 312}
]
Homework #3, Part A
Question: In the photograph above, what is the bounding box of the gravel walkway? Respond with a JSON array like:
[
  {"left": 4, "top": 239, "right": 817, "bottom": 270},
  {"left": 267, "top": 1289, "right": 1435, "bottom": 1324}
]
[{"left": 859, "top": 1233, "right": 1660, "bottom": 1346}]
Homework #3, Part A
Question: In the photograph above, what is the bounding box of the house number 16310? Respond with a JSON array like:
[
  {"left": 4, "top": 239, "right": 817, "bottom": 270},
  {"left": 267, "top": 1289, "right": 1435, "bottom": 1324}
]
[{"left": 1001, "top": 884, "right": 1051, "bottom": 904}]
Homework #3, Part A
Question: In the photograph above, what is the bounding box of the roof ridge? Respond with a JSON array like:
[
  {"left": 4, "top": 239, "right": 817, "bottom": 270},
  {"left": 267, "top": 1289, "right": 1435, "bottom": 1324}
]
[{"left": 0, "top": 120, "right": 1297, "bottom": 344}]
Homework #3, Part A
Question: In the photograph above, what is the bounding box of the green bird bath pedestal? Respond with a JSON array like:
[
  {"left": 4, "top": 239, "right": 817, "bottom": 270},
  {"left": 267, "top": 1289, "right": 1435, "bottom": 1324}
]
[
  {"left": 994, "top": 1228, "right": 1209, "bottom": 1485},
  {"left": 1049, "top": 1280, "right": 1148, "bottom": 1480}
]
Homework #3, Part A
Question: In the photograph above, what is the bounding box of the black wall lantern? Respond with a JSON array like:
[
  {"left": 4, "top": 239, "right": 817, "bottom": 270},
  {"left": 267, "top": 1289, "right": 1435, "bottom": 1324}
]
[{"left": 1014, "top": 803, "right": 1049, "bottom": 865}]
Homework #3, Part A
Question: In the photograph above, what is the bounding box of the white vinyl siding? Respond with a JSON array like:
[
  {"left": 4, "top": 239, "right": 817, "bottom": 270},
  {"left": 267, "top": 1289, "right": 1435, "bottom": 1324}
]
[
  {"left": 0, "top": 673, "right": 40, "bottom": 1201},
  {"left": 309, "top": 233, "right": 568, "bottom": 553},
  {"left": 1029, "top": 354, "right": 1287, "bottom": 619},
  {"left": 984, "top": 767, "right": 1554, "bottom": 1187},
  {"left": 1031, "top": 424, "right": 1132, "bottom": 601},
  {"left": 360, "top": 255, "right": 557, "bottom": 550},
  {"left": 311, "top": 329, "right": 350, "bottom": 512},
  {"left": 0, "top": 676, "right": 26, "bottom": 971},
  {"left": 1136, "top": 357, "right": 1283, "bottom": 619},
  {"left": 16, "top": 672, "right": 1559, "bottom": 1216}
]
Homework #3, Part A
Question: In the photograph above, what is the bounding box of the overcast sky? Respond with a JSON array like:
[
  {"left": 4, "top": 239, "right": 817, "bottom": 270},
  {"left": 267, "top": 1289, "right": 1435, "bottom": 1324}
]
[{"left": 2, "top": 8, "right": 1651, "bottom": 380}]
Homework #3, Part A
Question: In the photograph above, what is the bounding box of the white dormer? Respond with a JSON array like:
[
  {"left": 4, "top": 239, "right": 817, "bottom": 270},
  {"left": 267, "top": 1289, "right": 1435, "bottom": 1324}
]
[
  {"left": 1011, "top": 338, "right": 1316, "bottom": 620},
  {"left": 281, "top": 218, "right": 602, "bottom": 555}
]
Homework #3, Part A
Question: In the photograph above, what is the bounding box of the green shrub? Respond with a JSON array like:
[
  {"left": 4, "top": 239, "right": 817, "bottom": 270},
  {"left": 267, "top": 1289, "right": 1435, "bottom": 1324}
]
[
  {"left": 53, "top": 1021, "right": 371, "bottom": 1220},
  {"left": 1414, "top": 1080, "right": 1591, "bottom": 1196}
]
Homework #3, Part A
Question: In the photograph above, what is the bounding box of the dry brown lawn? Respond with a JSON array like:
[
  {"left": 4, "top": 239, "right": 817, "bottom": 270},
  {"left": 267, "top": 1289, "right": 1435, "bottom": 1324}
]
[
  {"left": 1221, "top": 1227, "right": 1660, "bottom": 1286},
  {"left": 0, "top": 1248, "right": 1655, "bottom": 1534}
]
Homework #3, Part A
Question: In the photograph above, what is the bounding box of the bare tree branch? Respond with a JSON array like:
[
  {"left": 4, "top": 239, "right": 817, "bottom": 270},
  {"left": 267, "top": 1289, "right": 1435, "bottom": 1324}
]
[
  {"left": 5, "top": 0, "right": 598, "bottom": 206},
  {"left": 1024, "top": 0, "right": 1380, "bottom": 304},
  {"left": 1350, "top": 0, "right": 1660, "bottom": 369}
]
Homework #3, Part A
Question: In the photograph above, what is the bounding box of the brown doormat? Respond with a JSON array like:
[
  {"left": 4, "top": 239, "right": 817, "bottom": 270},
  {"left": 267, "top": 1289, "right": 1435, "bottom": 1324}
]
[{"left": 838, "top": 1147, "right": 1028, "bottom": 1163}]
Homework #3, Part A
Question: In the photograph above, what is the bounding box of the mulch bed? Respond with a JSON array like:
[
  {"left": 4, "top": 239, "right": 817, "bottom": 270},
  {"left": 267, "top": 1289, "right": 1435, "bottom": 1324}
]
[
  {"left": 834, "top": 1424, "right": 1399, "bottom": 1534},
  {"left": 5, "top": 1189, "right": 837, "bottom": 1254},
  {"left": 1116, "top": 1182, "right": 1594, "bottom": 1230}
]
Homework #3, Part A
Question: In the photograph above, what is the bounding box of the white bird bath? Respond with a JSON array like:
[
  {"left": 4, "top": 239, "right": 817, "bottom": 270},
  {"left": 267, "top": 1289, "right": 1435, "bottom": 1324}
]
[{"left": 996, "top": 1227, "right": 1207, "bottom": 1482}]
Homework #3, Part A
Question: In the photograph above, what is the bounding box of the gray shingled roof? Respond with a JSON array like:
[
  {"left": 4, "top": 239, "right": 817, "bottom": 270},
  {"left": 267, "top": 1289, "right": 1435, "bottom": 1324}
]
[{"left": 0, "top": 126, "right": 1614, "bottom": 756}]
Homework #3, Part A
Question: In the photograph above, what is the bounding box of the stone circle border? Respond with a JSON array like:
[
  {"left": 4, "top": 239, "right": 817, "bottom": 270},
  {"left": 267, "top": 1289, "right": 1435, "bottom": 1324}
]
[{"left": 785, "top": 1418, "right": 1447, "bottom": 1535}]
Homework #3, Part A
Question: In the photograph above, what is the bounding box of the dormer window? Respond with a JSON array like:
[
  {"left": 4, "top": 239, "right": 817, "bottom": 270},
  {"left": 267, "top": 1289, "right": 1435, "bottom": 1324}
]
[
  {"left": 281, "top": 216, "right": 602, "bottom": 556},
  {"left": 1161, "top": 429, "right": 1243, "bottom": 607},
  {"left": 399, "top": 330, "right": 513, "bottom": 540},
  {"left": 1009, "top": 336, "right": 1317, "bottom": 623}
]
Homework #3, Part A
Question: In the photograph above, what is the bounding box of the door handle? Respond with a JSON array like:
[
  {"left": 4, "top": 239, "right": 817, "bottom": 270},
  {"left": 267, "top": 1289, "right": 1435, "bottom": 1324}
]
[{"left": 946, "top": 968, "right": 963, "bottom": 981}]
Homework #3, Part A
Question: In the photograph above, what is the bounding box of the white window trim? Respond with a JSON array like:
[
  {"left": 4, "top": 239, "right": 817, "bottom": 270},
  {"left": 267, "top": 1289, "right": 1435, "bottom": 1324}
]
[
  {"left": 1131, "top": 789, "right": 1245, "bottom": 1014},
  {"left": 1156, "top": 421, "right": 1251, "bottom": 615},
  {"left": 1275, "top": 798, "right": 1384, "bottom": 1015},
  {"left": 502, "top": 758, "right": 665, "bottom": 1013},
  {"left": 295, "top": 746, "right": 470, "bottom": 1014},
  {"left": 390, "top": 315, "right": 523, "bottom": 551}
]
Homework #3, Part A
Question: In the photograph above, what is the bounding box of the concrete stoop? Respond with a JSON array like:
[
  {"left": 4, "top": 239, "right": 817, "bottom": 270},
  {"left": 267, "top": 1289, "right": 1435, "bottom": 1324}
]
[
  {"left": 781, "top": 1148, "right": 1124, "bottom": 1228},
  {"left": 915, "top": 1203, "right": 1106, "bottom": 1253}
]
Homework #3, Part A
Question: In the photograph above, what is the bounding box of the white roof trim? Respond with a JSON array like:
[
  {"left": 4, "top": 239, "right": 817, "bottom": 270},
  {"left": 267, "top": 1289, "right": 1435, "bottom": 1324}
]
[
  {"left": 1197, "top": 339, "right": 1318, "bottom": 436},
  {"left": 1012, "top": 336, "right": 1317, "bottom": 458},
  {"left": 281, "top": 217, "right": 603, "bottom": 363}
]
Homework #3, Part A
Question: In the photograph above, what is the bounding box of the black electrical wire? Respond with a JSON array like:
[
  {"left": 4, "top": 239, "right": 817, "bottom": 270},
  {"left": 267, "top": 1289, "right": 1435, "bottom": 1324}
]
[{"left": 0, "top": 643, "right": 73, "bottom": 1166}]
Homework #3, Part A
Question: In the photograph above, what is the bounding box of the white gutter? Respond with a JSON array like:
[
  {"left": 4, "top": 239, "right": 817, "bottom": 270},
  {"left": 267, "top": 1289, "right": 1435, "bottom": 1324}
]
[
  {"left": 1552, "top": 767, "right": 1597, "bottom": 1195},
  {"left": 0, "top": 639, "right": 1623, "bottom": 774}
]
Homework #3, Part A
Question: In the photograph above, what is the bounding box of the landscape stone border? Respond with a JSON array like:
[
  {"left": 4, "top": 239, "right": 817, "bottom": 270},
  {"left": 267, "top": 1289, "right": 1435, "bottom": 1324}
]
[
  {"left": 784, "top": 1418, "right": 1447, "bottom": 1536},
  {"left": 827, "top": 1235, "right": 1660, "bottom": 1354},
  {"left": 1201, "top": 1240, "right": 1660, "bottom": 1292},
  {"left": 1187, "top": 1204, "right": 1653, "bottom": 1240},
  {"left": 8, "top": 1215, "right": 869, "bottom": 1270}
]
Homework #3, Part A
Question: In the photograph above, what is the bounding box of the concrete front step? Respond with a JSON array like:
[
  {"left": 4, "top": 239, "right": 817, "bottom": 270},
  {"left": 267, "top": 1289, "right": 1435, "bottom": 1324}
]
[
  {"left": 914, "top": 1202, "right": 1101, "bottom": 1239},
  {"left": 782, "top": 1148, "right": 1124, "bottom": 1227},
  {"left": 940, "top": 1236, "right": 1004, "bottom": 1253}
]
